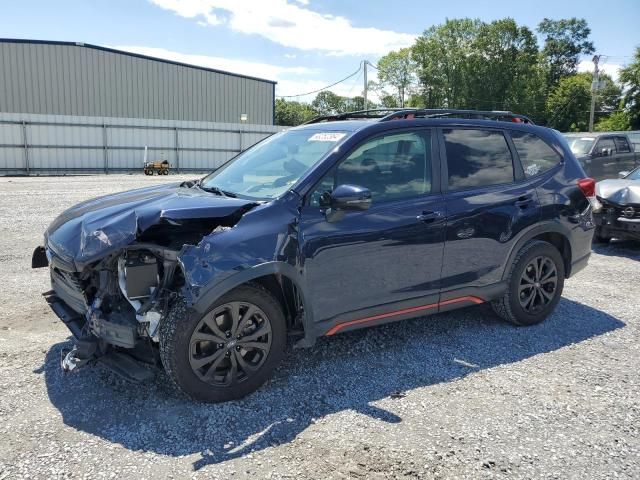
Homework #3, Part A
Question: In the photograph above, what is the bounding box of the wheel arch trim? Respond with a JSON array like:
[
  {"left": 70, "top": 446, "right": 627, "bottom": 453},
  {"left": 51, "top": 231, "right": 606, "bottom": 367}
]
[
  {"left": 188, "top": 262, "right": 314, "bottom": 334},
  {"left": 501, "top": 221, "right": 573, "bottom": 281}
]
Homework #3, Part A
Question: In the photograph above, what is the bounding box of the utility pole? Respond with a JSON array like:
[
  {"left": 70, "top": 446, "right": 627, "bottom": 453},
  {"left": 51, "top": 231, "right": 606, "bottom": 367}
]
[
  {"left": 589, "top": 54, "right": 600, "bottom": 132},
  {"left": 363, "top": 60, "right": 368, "bottom": 110}
]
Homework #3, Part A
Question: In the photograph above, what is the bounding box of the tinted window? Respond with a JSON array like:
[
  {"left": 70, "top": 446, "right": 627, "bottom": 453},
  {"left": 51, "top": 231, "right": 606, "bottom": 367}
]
[
  {"left": 614, "top": 136, "right": 631, "bottom": 153},
  {"left": 310, "top": 131, "right": 432, "bottom": 206},
  {"left": 511, "top": 131, "right": 562, "bottom": 177},
  {"left": 443, "top": 129, "right": 514, "bottom": 190}
]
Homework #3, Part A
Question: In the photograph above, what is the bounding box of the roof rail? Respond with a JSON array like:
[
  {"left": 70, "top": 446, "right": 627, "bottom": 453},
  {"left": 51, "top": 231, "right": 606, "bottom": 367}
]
[
  {"left": 380, "top": 109, "right": 534, "bottom": 124},
  {"left": 303, "top": 108, "right": 410, "bottom": 125},
  {"left": 303, "top": 108, "right": 534, "bottom": 125}
]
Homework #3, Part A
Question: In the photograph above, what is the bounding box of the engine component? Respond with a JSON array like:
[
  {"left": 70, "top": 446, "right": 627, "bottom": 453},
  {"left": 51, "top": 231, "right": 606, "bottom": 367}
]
[{"left": 123, "top": 251, "right": 158, "bottom": 299}]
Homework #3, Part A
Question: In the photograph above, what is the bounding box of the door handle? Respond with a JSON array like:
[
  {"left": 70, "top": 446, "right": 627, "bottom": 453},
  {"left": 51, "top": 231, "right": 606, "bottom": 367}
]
[
  {"left": 416, "top": 211, "right": 444, "bottom": 223},
  {"left": 514, "top": 195, "right": 534, "bottom": 208}
]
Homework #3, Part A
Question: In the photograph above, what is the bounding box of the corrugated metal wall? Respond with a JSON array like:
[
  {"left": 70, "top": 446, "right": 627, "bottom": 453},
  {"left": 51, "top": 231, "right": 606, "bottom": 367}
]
[
  {"left": 0, "top": 40, "right": 275, "bottom": 125},
  {"left": 0, "top": 112, "right": 285, "bottom": 174}
]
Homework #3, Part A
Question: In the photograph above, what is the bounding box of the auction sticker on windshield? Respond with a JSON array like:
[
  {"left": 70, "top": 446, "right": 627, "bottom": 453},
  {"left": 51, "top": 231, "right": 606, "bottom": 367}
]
[{"left": 308, "top": 132, "right": 346, "bottom": 142}]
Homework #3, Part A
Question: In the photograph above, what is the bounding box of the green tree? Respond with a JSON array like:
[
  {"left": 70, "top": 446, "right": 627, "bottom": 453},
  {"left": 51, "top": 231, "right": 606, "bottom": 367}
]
[
  {"left": 375, "top": 48, "right": 415, "bottom": 107},
  {"left": 311, "top": 91, "right": 346, "bottom": 115},
  {"left": 595, "top": 110, "right": 631, "bottom": 132},
  {"left": 545, "top": 72, "right": 620, "bottom": 131},
  {"left": 468, "top": 19, "right": 544, "bottom": 117},
  {"left": 619, "top": 47, "right": 640, "bottom": 129},
  {"left": 344, "top": 96, "right": 377, "bottom": 111},
  {"left": 537, "top": 18, "right": 594, "bottom": 88},
  {"left": 411, "top": 18, "right": 480, "bottom": 108},
  {"left": 411, "top": 17, "right": 546, "bottom": 119},
  {"left": 379, "top": 94, "right": 400, "bottom": 108},
  {"left": 275, "top": 98, "right": 316, "bottom": 126}
]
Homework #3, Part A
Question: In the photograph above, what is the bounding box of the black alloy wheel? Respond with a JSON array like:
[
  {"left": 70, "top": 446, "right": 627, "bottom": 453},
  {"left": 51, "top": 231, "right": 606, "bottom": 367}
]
[
  {"left": 518, "top": 255, "right": 558, "bottom": 314},
  {"left": 188, "top": 301, "right": 272, "bottom": 386},
  {"left": 159, "top": 283, "right": 286, "bottom": 402},
  {"left": 491, "top": 240, "right": 565, "bottom": 326}
]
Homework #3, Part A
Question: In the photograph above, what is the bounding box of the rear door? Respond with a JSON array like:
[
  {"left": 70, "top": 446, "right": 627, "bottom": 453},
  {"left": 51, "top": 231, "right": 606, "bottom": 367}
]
[
  {"left": 613, "top": 136, "right": 637, "bottom": 174},
  {"left": 439, "top": 127, "right": 541, "bottom": 302}
]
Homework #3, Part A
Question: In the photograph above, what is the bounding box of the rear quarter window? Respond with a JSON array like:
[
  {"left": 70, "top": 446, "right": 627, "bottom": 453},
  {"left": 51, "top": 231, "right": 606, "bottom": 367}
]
[{"left": 511, "top": 131, "right": 562, "bottom": 177}]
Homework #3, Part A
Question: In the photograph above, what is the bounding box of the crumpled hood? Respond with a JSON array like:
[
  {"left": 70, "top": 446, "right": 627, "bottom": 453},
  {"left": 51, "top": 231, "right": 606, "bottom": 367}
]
[
  {"left": 46, "top": 182, "right": 257, "bottom": 269},
  {"left": 596, "top": 179, "right": 640, "bottom": 205}
]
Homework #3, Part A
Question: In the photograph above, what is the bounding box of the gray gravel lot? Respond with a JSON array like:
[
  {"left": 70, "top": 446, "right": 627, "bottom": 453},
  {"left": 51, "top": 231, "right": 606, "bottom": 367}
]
[{"left": 0, "top": 174, "right": 639, "bottom": 479}]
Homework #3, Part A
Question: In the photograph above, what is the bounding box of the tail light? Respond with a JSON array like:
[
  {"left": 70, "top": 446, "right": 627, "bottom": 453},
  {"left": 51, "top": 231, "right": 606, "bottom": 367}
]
[{"left": 577, "top": 178, "right": 602, "bottom": 212}]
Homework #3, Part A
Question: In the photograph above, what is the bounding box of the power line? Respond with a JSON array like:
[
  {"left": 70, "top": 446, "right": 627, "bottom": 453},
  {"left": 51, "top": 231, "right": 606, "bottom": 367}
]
[{"left": 276, "top": 62, "right": 363, "bottom": 99}]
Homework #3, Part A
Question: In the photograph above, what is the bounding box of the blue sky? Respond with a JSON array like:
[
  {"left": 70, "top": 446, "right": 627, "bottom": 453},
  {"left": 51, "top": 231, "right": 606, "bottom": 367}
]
[{"left": 2, "top": 0, "right": 639, "bottom": 102}]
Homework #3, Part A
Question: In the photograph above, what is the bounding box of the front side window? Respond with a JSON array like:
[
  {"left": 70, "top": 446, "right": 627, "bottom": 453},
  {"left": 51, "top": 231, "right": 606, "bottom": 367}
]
[
  {"left": 201, "top": 129, "right": 348, "bottom": 199},
  {"left": 595, "top": 137, "right": 615, "bottom": 156},
  {"left": 310, "top": 130, "right": 432, "bottom": 206},
  {"left": 443, "top": 129, "right": 514, "bottom": 190},
  {"left": 511, "top": 131, "right": 562, "bottom": 177},
  {"left": 566, "top": 136, "right": 595, "bottom": 155}
]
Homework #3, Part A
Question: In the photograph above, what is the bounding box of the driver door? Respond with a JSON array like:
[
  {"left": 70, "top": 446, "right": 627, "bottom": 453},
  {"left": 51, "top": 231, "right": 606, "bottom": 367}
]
[{"left": 298, "top": 129, "right": 446, "bottom": 335}]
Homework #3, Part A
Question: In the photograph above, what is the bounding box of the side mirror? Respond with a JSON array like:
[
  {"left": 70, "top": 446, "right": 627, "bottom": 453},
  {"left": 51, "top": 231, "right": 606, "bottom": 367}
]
[
  {"left": 323, "top": 184, "right": 371, "bottom": 222},
  {"left": 329, "top": 184, "right": 372, "bottom": 211},
  {"left": 619, "top": 171, "right": 630, "bottom": 179}
]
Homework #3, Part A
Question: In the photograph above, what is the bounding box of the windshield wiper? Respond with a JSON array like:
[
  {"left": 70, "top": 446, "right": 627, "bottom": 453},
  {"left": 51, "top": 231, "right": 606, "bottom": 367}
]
[{"left": 198, "top": 184, "right": 237, "bottom": 198}]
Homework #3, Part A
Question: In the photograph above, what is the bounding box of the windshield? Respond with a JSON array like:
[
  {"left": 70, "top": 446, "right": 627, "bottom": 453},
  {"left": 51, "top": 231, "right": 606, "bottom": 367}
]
[
  {"left": 565, "top": 136, "right": 595, "bottom": 155},
  {"left": 200, "top": 129, "right": 348, "bottom": 199}
]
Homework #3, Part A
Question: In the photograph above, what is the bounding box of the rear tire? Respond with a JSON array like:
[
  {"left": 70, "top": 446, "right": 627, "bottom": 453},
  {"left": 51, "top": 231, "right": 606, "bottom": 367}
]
[
  {"left": 159, "top": 283, "right": 286, "bottom": 402},
  {"left": 492, "top": 240, "right": 565, "bottom": 326}
]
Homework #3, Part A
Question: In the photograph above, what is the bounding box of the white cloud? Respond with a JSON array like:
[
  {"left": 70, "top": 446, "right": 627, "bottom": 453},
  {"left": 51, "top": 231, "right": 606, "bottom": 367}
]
[
  {"left": 112, "top": 45, "right": 372, "bottom": 100},
  {"left": 148, "top": 0, "right": 416, "bottom": 56},
  {"left": 578, "top": 60, "right": 622, "bottom": 83},
  {"left": 151, "top": 0, "right": 223, "bottom": 25},
  {"left": 114, "top": 45, "right": 313, "bottom": 80}
]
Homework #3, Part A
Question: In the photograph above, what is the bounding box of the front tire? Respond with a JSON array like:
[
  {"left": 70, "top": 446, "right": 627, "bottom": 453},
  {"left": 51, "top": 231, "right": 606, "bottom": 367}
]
[
  {"left": 159, "top": 284, "right": 286, "bottom": 402},
  {"left": 492, "top": 240, "right": 565, "bottom": 326}
]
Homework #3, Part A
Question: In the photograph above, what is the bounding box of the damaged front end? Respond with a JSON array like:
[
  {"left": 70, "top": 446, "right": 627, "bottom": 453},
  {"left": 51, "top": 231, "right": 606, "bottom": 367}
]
[
  {"left": 595, "top": 179, "right": 640, "bottom": 241},
  {"left": 45, "top": 245, "right": 179, "bottom": 378},
  {"left": 33, "top": 182, "right": 259, "bottom": 380}
]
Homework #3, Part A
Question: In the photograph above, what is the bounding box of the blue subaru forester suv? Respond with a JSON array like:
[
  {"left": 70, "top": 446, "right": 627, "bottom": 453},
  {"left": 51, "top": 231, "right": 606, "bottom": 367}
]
[{"left": 33, "top": 109, "right": 597, "bottom": 402}]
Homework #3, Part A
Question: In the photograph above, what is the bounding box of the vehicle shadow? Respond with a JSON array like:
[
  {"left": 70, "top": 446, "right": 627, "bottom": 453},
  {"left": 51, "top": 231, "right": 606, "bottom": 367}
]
[
  {"left": 41, "top": 298, "right": 624, "bottom": 470},
  {"left": 592, "top": 239, "right": 640, "bottom": 260}
]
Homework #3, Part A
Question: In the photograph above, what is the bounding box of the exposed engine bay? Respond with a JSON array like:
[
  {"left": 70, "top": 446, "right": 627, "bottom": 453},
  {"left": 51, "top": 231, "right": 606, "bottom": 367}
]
[{"left": 32, "top": 180, "right": 263, "bottom": 377}]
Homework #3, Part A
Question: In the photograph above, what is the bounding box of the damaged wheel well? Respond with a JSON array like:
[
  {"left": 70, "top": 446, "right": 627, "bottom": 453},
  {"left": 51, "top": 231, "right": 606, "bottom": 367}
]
[{"left": 249, "top": 274, "right": 305, "bottom": 334}]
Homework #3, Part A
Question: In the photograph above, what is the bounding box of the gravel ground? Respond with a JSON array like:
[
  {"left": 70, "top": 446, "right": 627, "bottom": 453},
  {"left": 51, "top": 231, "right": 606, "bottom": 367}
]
[{"left": 0, "top": 174, "right": 638, "bottom": 479}]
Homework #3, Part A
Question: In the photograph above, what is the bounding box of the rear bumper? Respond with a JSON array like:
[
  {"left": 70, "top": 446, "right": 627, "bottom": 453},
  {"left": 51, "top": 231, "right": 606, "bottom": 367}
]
[{"left": 570, "top": 252, "right": 590, "bottom": 277}]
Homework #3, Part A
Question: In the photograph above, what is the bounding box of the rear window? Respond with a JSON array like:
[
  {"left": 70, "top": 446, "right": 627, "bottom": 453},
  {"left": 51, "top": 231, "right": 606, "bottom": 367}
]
[
  {"left": 443, "top": 129, "right": 514, "bottom": 190},
  {"left": 511, "top": 131, "right": 562, "bottom": 177}
]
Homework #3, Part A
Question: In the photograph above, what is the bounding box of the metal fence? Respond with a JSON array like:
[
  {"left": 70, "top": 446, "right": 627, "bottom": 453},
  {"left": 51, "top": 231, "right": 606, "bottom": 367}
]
[{"left": 0, "top": 113, "right": 285, "bottom": 175}]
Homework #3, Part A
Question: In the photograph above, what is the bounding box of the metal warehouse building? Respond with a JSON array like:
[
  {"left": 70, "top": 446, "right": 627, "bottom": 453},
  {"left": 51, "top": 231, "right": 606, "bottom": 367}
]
[{"left": 0, "top": 39, "right": 282, "bottom": 174}]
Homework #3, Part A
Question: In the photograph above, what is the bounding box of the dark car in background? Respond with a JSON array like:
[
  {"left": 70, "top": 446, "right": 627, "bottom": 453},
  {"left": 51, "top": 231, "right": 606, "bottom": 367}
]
[
  {"left": 33, "top": 108, "right": 597, "bottom": 402},
  {"left": 564, "top": 132, "right": 639, "bottom": 181},
  {"left": 593, "top": 166, "right": 640, "bottom": 243}
]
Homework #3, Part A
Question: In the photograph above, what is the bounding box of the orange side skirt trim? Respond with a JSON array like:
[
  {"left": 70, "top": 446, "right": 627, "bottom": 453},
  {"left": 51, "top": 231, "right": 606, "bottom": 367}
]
[{"left": 325, "top": 295, "right": 484, "bottom": 336}]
